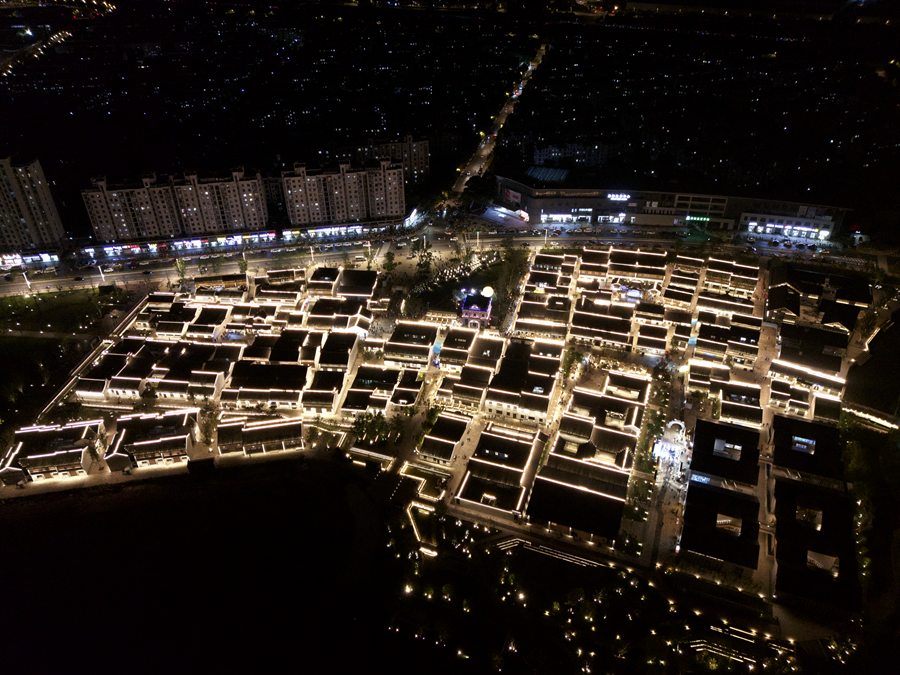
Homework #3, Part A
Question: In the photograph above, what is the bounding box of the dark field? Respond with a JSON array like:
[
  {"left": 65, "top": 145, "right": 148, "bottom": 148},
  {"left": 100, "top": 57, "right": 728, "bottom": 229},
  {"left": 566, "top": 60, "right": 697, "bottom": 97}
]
[{"left": 0, "top": 457, "right": 470, "bottom": 675}]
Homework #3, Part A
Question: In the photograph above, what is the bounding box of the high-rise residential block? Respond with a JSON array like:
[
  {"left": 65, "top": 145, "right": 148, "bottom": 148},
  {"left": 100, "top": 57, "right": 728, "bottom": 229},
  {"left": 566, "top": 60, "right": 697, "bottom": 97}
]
[
  {"left": 0, "top": 156, "right": 66, "bottom": 250},
  {"left": 282, "top": 160, "right": 405, "bottom": 228},
  {"left": 83, "top": 174, "right": 181, "bottom": 243},
  {"left": 358, "top": 135, "right": 430, "bottom": 184},
  {"left": 171, "top": 169, "right": 267, "bottom": 235},
  {"left": 82, "top": 168, "right": 268, "bottom": 243}
]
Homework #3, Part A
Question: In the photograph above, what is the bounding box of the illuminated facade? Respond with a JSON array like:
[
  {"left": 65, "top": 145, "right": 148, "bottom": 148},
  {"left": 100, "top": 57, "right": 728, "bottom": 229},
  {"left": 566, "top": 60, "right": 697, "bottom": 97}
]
[
  {"left": 83, "top": 169, "right": 268, "bottom": 243},
  {"left": 0, "top": 156, "right": 66, "bottom": 250},
  {"left": 496, "top": 174, "right": 849, "bottom": 238},
  {"left": 282, "top": 160, "right": 405, "bottom": 228}
]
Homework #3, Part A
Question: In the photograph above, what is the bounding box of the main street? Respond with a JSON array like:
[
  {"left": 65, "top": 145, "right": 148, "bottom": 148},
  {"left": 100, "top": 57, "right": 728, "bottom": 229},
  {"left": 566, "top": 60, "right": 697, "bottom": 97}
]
[
  {"left": 452, "top": 44, "right": 546, "bottom": 195},
  {"left": 1, "top": 224, "right": 862, "bottom": 299}
]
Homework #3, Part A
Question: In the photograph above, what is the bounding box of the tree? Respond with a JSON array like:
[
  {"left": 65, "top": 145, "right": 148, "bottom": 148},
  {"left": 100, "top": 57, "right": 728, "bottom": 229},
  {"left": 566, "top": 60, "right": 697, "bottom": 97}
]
[
  {"left": 561, "top": 347, "right": 583, "bottom": 379},
  {"left": 462, "top": 173, "right": 496, "bottom": 211},
  {"left": 364, "top": 244, "right": 377, "bottom": 270},
  {"left": 174, "top": 259, "right": 189, "bottom": 285},
  {"left": 366, "top": 412, "right": 389, "bottom": 441},
  {"left": 463, "top": 244, "right": 475, "bottom": 268},
  {"left": 404, "top": 296, "right": 425, "bottom": 319},
  {"left": 387, "top": 414, "right": 407, "bottom": 442},
  {"left": 425, "top": 404, "right": 441, "bottom": 430},
  {"left": 450, "top": 240, "right": 465, "bottom": 264},
  {"left": 198, "top": 401, "right": 219, "bottom": 445},
  {"left": 140, "top": 383, "right": 158, "bottom": 408},
  {"left": 411, "top": 238, "right": 433, "bottom": 266},
  {"left": 857, "top": 311, "right": 878, "bottom": 339},
  {"left": 351, "top": 413, "right": 370, "bottom": 440},
  {"left": 304, "top": 425, "right": 319, "bottom": 448},
  {"left": 238, "top": 258, "right": 249, "bottom": 275},
  {"left": 85, "top": 426, "right": 108, "bottom": 468},
  {"left": 210, "top": 256, "right": 224, "bottom": 274},
  {"left": 382, "top": 251, "right": 399, "bottom": 284}
]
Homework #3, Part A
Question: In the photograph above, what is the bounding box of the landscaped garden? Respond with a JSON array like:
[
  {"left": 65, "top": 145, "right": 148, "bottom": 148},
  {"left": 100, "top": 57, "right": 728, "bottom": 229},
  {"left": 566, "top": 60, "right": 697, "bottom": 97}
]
[{"left": 0, "top": 286, "right": 134, "bottom": 334}]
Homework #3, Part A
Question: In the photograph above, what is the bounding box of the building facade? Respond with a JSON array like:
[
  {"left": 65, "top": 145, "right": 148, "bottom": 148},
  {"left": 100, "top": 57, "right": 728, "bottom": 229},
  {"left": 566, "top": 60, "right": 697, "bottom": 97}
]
[
  {"left": 82, "top": 168, "right": 268, "bottom": 243},
  {"left": 282, "top": 160, "right": 405, "bottom": 228},
  {"left": 359, "top": 135, "right": 429, "bottom": 184},
  {"left": 171, "top": 170, "right": 267, "bottom": 236},
  {"left": 0, "top": 156, "right": 66, "bottom": 250},
  {"left": 496, "top": 174, "right": 849, "bottom": 241}
]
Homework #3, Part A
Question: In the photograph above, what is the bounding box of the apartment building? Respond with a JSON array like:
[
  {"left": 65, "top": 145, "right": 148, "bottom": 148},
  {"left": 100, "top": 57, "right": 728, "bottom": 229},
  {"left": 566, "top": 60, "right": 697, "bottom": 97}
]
[
  {"left": 172, "top": 169, "right": 267, "bottom": 236},
  {"left": 82, "top": 168, "right": 268, "bottom": 243},
  {"left": 282, "top": 163, "right": 369, "bottom": 227},
  {"left": 0, "top": 156, "right": 66, "bottom": 250},
  {"left": 83, "top": 174, "right": 181, "bottom": 243},
  {"left": 355, "top": 135, "right": 430, "bottom": 184},
  {"left": 282, "top": 160, "right": 405, "bottom": 228}
]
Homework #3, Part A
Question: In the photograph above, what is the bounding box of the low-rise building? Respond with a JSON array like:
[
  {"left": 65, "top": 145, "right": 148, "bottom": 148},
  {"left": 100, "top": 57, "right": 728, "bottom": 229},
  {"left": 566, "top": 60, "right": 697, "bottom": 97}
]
[
  {"left": 384, "top": 322, "right": 439, "bottom": 369},
  {"left": 1, "top": 420, "right": 106, "bottom": 483},
  {"left": 456, "top": 424, "right": 546, "bottom": 516},
  {"left": 417, "top": 412, "right": 470, "bottom": 466},
  {"left": 104, "top": 410, "right": 196, "bottom": 471}
]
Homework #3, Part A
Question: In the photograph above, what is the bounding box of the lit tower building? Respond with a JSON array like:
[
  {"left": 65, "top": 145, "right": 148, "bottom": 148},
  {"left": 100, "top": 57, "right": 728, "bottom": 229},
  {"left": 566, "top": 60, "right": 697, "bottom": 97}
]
[
  {"left": 171, "top": 168, "right": 267, "bottom": 235},
  {"left": 82, "top": 174, "right": 181, "bottom": 242},
  {"left": 366, "top": 159, "right": 405, "bottom": 220},
  {"left": 282, "top": 160, "right": 404, "bottom": 227},
  {"left": 0, "top": 156, "right": 66, "bottom": 250},
  {"left": 83, "top": 167, "right": 268, "bottom": 243}
]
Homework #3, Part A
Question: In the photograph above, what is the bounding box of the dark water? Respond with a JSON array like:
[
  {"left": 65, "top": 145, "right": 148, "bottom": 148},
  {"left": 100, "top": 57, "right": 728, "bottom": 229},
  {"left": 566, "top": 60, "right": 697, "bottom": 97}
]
[{"left": 0, "top": 458, "right": 441, "bottom": 674}]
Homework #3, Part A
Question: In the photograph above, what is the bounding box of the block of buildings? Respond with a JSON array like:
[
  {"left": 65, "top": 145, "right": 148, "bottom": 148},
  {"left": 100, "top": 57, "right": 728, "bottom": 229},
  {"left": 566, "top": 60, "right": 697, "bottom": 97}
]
[
  {"left": 281, "top": 160, "right": 404, "bottom": 228},
  {"left": 83, "top": 169, "right": 267, "bottom": 242},
  {"left": 417, "top": 412, "right": 470, "bottom": 466},
  {"left": 1, "top": 420, "right": 105, "bottom": 483},
  {"left": 456, "top": 424, "right": 546, "bottom": 515},
  {"left": 384, "top": 322, "right": 439, "bottom": 368},
  {"left": 0, "top": 156, "right": 66, "bottom": 250},
  {"left": 104, "top": 410, "right": 196, "bottom": 471}
]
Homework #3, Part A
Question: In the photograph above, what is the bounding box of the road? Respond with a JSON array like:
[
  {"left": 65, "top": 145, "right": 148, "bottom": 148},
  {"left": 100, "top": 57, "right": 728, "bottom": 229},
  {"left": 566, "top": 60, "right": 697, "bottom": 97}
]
[
  {"left": 452, "top": 44, "right": 546, "bottom": 194},
  {"left": 2, "top": 226, "right": 861, "bottom": 299}
]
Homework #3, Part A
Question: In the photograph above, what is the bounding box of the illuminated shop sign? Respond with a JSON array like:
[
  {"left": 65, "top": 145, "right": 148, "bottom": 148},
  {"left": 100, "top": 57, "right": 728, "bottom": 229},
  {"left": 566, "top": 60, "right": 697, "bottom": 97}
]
[{"left": 607, "top": 193, "right": 630, "bottom": 201}]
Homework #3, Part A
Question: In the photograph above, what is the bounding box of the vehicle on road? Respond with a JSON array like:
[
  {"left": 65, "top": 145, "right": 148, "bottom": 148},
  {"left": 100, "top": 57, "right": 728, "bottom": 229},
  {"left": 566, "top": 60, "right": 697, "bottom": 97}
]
[
  {"left": 142, "top": 270, "right": 153, "bottom": 275},
  {"left": 102, "top": 268, "right": 114, "bottom": 273},
  {"left": 4, "top": 275, "right": 12, "bottom": 281},
  {"left": 73, "top": 276, "right": 85, "bottom": 281}
]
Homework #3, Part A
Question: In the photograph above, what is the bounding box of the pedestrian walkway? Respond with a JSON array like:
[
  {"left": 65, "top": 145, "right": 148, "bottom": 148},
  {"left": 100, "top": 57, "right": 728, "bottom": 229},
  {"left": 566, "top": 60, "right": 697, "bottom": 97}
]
[{"left": 0, "top": 328, "right": 98, "bottom": 340}]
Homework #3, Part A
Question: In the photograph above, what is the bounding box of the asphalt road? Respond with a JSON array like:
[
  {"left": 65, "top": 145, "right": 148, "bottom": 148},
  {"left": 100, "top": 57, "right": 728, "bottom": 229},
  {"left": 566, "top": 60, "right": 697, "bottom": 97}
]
[
  {"left": 452, "top": 45, "right": 545, "bottom": 194},
  {"left": 2, "top": 229, "right": 853, "bottom": 299}
]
